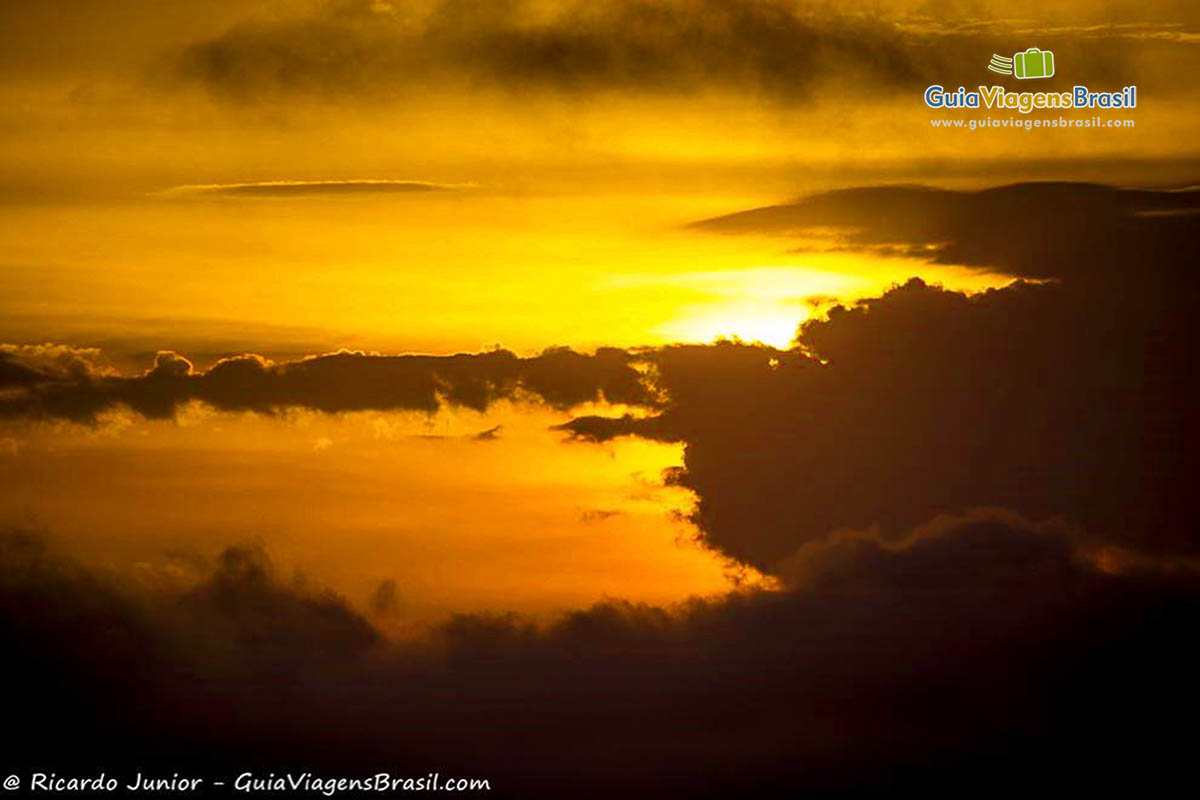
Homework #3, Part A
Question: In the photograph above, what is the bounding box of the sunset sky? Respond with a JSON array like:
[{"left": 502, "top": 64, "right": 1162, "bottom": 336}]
[{"left": 3, "top": 1, "right": 1199, "bottom": 797}]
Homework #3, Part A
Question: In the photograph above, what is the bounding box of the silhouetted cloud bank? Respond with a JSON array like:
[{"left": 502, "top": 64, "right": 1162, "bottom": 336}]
[
  {"left": 693, "top": 182, "right": 1200, "bottom": 281},
  {"left": 0, "top": 346, "right": 652, "bottom": 422},
  {"left": 564, "top": 181, "right": 1199, "bottom": 566},
  {"left": 4, "top": 516, "right": 1199, "bottom": 797}
]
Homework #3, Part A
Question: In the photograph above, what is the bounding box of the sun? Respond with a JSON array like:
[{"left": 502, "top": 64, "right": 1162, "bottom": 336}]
[{"left": 657, "top": 300, "right": 809, "bottom": 349}]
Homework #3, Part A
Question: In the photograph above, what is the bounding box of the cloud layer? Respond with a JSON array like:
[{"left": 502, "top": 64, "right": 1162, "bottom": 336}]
[
  {"left": 692, "top": 182, "right": 1200, "bottom": 281},
  {"left": 564, "top": 181, "right": 1199, "bottom": 568},
  {"left": 0, "top": 346, "right": 653, "bottom": 422},
  {"left": 5, "top": 514, "right": 1199, "bottom": 797},
  {"left": 166, "top": 0, "right": 1179, "bottom": 102}
]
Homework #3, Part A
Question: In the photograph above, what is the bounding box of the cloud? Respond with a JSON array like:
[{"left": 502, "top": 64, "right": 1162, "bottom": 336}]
[
  {"left": 158, "top": 179, "right": 465, "bottom": 197},
  {"left": 566, "top": 181, "right": 1199, "bottom": 570},
  {"left": 368, "top": 578, "right": 400, "bottom": 616},
  {"left": 471, "top": 424, "right": 503, "bottom": 441},
  {"left": 692, "top": 182, "right": 1200, "bottom": 281},
  {"left": 177, "top": 543, "right": 380, "bottom": 663},
  {"left": 165, "top": 0, "right": 1170, "bottom": 102},
  {"left": 579, "top": 508, "right": 621, "bottom": 523},
  {"left": 566, "top": 279, "right": 1185, "bottom": 566},
  {"left": 1, "top": 528, "right": 383, "bottom": 770},
  {"left": 0, "top": 343, "right": 113, "bottom": 388},
  {"left": 0, "top": 346, "right": 655, "bottom": 423},
  {"left": 4, "top": 517, "right": 1199, "bottom": 795}
]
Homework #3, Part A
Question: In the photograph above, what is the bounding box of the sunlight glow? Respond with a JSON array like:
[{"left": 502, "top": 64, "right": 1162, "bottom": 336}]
[
  {"left": 658, "top": 301, "right": 809, "bottom": 348},
  {"left": 606, "top": 265, "right": 871, "bottom": 348}
]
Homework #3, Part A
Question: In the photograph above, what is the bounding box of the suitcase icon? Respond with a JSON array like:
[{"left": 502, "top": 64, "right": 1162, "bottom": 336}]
[{"left": 1013, "top": 48, "right": 1054, "bottom": 79}]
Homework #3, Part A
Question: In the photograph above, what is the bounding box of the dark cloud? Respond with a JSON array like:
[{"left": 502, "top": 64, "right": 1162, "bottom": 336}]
[
  {"left": 565, "top": 278, "right": 1189, "bottom": 566},
  {"left": 166, "top": 0, "right": 1173, "bottom": 102},
  {"left": 471, "top": 424, "right": 503, "bottom": 440},
  {"left": 6, "top": 0, "right": 1199, "bottom": 80},
  {"left": 4, "top": 517, "right": 1199, "bottom": 796},
  {"left": 178, "top": 543, "right": 380, "bottom": 666},
  {"left": 579, "top": 508, "right": 621, "bottom": 523},
  {"left": 367, "top": 578, "right": 400, "bottom": 616},
  {"left": 566, "top": 181, "right": 1199, "bottom": 569},
  {"left": 0, "top": 346, "right": 654, "bottom": 423},
  {"left": 1, "top": 528, "right": 383, "bottom": 771},
  {"left": 692, "top": 182, "right": 1200, "bottom": 281},
  {"left": 0, "top": 343, "right": 112, "bottom": 387}
]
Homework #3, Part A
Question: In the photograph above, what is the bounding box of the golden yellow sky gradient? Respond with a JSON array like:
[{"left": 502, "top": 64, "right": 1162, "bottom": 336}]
[
  {"left": 0, "top": 188, "right": 1012, "bottom": 357},
  {"left": 0, "top": 401, "right": 768, "bottom": 631}
]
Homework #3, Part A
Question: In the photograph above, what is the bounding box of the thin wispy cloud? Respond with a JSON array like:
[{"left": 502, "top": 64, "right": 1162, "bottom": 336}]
[{"left": 158, "top": 179, "right": 472, "bottom": 197}]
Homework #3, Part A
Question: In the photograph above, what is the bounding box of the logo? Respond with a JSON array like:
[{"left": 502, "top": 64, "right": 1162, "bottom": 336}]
[
  {"left": 988, "top": 48, "right": 1055, "bottom": 79},
  {"left": 923, "top": 44, "right": 1136, "bottom": 117}
]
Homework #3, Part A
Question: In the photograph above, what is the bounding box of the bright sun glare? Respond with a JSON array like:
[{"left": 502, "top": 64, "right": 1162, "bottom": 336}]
[
  {"left": 632, "top": 265, "right": 871, "bottom": 348},
  {"left": 658, "top": 301, "right": 810, "bottom": 348}
]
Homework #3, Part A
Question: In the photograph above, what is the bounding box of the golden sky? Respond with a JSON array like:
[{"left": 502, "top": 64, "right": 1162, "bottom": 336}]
[{"left": 3, "top": 1, "right": 1200, "bottom": 794}]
